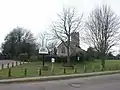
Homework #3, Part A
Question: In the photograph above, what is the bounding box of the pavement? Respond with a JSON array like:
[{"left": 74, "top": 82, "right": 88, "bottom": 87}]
[
  {"left": 0, "top": 73, "right": 120, "bottom": 90},
  {"left": 0, "top": 70, "right": 120, "bottom": 83}
]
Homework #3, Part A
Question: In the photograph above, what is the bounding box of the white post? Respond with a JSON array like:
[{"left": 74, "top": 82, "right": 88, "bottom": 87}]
[{"left": 51, "top": 58, "right": 55, "bottom": 72}]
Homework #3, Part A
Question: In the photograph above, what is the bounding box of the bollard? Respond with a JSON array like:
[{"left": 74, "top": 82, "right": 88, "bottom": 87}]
[
  {"left": 24, "top": 68, "right": 27, "bottom": 76},
  {"left": 12, "top": 62, "right": 14, "bottom": 67},
  {"left": 21, "top": 62, "right": 23, "bottom": 64},
  {"left": 109, "top": 67, "right": 111, "bottom": 71},
  {"left": 20, "top": 61, "right": 22, "bottom": 65},
  {"left": 17, "top": 62, "right": 19, "bottom": 65},
  {"left": 1, "top": 64, "right": 4, "bottom": 69},
  {"left": 51, "top": 68, "right": 54, "bottom": 75},
  {"left": 84, "top": 65, "right": 86, "bottom": 73},
  {"left": 116, "top": 65, "right": 118, "bottom": 70},
  {"left": 28, "top": 60, "right": 30, "bottom": 63},
  {"left": 7, "top": 63, "right": 9, "bottom": 68},
  {"left": 51, "top": 62, "right": 54, "bottom": 75},
  {"left": 38, "top": 68, "right": 41, "bottom": 76},
  {"left": 64, "top": 68, "right": 66, "bottom": 74},
  {"left": 8, "top": 68, "right": 11, "bottom": 77},
  {"left": 100, "top": 65, "right": 103, "bottom": 71},
  {"left": 92, "top": 66, "right": 95, "bottom": 72},
  {"left": 16, "top": 61, "right": 18, "bottom": 66},
  {"left": 74, "top": 67, "right": 77, "bottom": 73},
  {"left": 23, "top": 61, "right": 25, "bottom": 64}
]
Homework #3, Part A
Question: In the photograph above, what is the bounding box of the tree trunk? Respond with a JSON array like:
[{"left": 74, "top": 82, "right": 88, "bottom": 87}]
[
  {"left": 67, "top": 46, "right": 70, "bottom": 63},
  {"left": 67, "top": 35, "right": 71, "bottom": 64},
  {"left": 100, "top": 52, "right": 105, "bottom": 70}
]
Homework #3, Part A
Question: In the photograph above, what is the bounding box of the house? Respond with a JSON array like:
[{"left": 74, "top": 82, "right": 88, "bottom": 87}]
[{"left": 57, "top": 32, "right": 84, "bottom": 56}]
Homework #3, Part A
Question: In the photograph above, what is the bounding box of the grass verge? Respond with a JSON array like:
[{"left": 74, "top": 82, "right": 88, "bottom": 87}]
[{"left": 0, "top": 60, "right": 120, "bottom": 79}]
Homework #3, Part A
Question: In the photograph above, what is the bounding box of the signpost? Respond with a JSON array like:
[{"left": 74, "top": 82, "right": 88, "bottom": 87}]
[
  {"left": 77, "top": 57, "right": 79, "bottom": 61},
  {"left": 51, "top": 58, "right": 55, "bottom": 63},
  {"left": 51, "top": 57, "right": 55, "bottom": 73},
  {"left": 39, "top": 47, "right": 48, "bottom": 67}
]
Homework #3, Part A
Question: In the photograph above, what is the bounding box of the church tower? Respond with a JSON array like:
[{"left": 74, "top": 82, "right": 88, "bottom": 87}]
[{"left": 71, "top": 32, "right": 79, "bottom": 47}]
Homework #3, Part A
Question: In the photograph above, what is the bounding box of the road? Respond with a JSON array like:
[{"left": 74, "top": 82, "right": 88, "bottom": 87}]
[{"left": 0, "top": 74, "right": 120, "bottom": 90}]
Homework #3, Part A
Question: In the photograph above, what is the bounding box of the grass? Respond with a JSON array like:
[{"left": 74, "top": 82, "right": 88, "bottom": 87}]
[{"left": 0, "top": 60, "right": 120, "bottom": 79}]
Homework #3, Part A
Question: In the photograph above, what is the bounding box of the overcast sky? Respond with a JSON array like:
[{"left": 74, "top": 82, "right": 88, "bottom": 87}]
[{"left": 0, "top": 0, "right": 120, "bottom": 54}]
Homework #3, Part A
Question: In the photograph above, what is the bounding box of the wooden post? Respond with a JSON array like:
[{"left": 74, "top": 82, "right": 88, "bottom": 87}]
[
  {"left": 20, "top": 61, "right": 22, "bottom": 65},
  {"left": 109, "top": 67, "right": 111, "bottom": 71},
  {"left": 24, "top": 68, "right": 27, "bottom": 76},
  {"left": 8, "top": 68, "right": 11, "bottom": 77},
  {"left": 74, "top": 66, "right": 77, "bottom": 73},
  {"left": 16, "top": 61, "right": 18, "bottom": 66},
  {"left": 116, "top": 65, "right": 118, "bottom": 70},
  {"left": 84, "top": 65, "right": 86, "bottom": 73},
  {"left": 7, "top": 63, "right": 9, "bottom": 68},
  {"left": 51, "top": 67, "right": 54, "bottom": 75},
  {"left": 100, "top": 65, "right": 103, "bottom": 71},
  {"left": 92, "top": 66, "right": 95, "bottom": 72},
  {"left": 23, "top": 61, "right": 24, "bottom": 64},
  {"left": 38, "top": 68, "right": 41, "bottom": 76},
  {"left": 64, "top": 68, "right": 66, "bottom": 74},
  {"left": 1, "top": 64, "right": 4, "bottom": 69},
  {"left": 12, "top": 62, "right": 14, "bottom": 67}
]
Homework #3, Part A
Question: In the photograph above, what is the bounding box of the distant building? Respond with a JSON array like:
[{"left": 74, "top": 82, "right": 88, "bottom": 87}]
[{"left": 57, "top": 32, "right": 84, "bottom": 56}]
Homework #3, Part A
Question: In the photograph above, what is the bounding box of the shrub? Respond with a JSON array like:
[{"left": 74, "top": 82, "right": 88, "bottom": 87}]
[
  {"left": 30, "top": 56, "right": 38, "bottom": 62},
  {"left": 18, "top": 53, "right": 28, "bottom": 61},
  {"left": 56, "top": 56, "right": 67, "bottom": 63}
]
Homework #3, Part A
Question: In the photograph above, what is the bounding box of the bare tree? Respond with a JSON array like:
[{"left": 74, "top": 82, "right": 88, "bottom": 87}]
[
  {"left": 38, "top": 32, "right": 48, "bottom": 47},
  {"left": 51, "top": 8, "right": 83, "bottom": 63},
  {"left": 85, "top": 5, "right": 120, "bottom": 69},
  {"left": 37, "top": 31, "right": 56, "bottom": 52}
]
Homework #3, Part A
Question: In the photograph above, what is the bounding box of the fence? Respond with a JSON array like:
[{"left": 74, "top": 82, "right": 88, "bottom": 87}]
[{"left": 2, "top": 64, "right": 120, "bottom": 78}]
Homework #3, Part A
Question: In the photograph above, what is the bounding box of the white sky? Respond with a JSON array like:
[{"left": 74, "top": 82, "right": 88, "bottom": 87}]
[{"left": 0, "top": 0, "right": 120, "bottom": 54}]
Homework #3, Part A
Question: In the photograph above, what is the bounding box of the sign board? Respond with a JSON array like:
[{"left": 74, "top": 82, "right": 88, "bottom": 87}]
[
  {"left": 51, "top": 58, "right": 55, "bottom": 63},
  {"left": 39, "top": 47, "right": 48, "bottom": 54}
]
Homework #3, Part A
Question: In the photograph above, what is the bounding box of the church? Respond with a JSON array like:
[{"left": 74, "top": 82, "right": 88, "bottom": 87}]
[{"left": 57, "top": 32, "right": 84, "bottom": 56}]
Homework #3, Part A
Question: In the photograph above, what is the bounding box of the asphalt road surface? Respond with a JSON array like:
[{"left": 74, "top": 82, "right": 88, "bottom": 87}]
[{"left": 0, "top": 74, "right": 120, "bottom": 90}]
